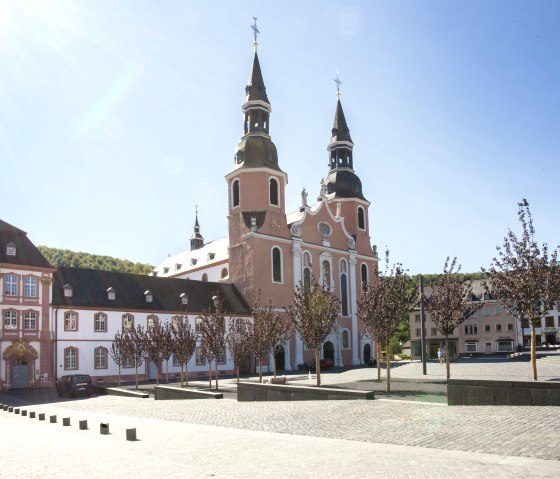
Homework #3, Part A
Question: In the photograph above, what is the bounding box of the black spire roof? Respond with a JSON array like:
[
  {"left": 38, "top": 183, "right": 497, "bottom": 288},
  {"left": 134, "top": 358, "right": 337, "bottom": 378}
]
[
  {"left": 190, "top": 211, "right": 204, "bottom": 251},
  {"left": 331, "top": 99, "right": 352, "bottom": 143},
  {"left": 244, "top": 52, "right": 269, "bottom": 104}
]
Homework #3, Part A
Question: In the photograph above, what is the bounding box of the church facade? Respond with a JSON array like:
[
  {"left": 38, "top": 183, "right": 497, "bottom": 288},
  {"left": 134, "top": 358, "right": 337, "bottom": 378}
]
[{"left": 1, "top": 34, "right": 378, "bottom": 389}]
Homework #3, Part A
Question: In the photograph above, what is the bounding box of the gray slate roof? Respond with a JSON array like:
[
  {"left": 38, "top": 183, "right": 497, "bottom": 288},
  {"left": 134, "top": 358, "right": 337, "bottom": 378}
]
[{"left": 0, "top": 219, "right": 53, "bottom": 269}]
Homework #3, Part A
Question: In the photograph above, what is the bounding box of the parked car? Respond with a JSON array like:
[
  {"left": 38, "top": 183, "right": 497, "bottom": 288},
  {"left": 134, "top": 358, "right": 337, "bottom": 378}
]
[{"left": 56, "top": 374, "right": 92, "bottom": 397}]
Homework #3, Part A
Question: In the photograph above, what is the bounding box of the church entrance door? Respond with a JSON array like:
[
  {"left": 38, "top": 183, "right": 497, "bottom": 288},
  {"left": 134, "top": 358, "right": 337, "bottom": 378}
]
[
  {"left": 363, "top": 344, "right": 371, "bottom": 364},
  {"left": 274, "top": 346, "right": 285, "bottom": 372},
  {"left": 12, "top": 359, "right": 28, "bottom": 389},
  {"left": 323, "top": 341, "right": 334, "bottom": 363}
]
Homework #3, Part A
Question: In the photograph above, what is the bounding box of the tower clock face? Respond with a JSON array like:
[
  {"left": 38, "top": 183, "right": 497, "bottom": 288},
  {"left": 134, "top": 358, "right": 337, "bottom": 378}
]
[{"left": 271, "top": 218, "right": 281, "bottom": 230}]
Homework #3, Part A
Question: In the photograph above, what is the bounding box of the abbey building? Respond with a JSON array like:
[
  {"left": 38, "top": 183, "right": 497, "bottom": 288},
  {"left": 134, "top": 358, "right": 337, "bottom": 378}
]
[{"left": 0, "top": 37, "right": 378, "bottom": 389}]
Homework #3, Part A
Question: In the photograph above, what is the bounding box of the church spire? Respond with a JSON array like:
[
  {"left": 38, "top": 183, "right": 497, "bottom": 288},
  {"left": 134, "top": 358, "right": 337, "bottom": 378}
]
[
  {"left": 190, "top": 208, "right": 204, "bottom": 251},
  {"left": 328, "top": 74, "right": 354, "bottom": 170}
]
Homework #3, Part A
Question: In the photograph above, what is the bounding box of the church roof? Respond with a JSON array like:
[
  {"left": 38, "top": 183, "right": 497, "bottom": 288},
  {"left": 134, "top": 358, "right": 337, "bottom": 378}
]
[
  {"left": 0, "top": 219, "right": 53, "bottom": 269},
  {"left": 52, "top": 266, "right": 250, "bottom": 314}
]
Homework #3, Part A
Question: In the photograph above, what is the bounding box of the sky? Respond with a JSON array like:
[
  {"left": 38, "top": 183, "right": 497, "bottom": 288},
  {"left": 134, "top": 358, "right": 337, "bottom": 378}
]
[{"left": 1, "top": 0, "right": 559, "bottom": 274}]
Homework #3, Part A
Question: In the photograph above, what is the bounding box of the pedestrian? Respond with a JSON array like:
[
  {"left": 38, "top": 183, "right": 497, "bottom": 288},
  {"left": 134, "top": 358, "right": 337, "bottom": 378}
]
[{"left": 437, "top": 347, "right": 443, "bottom": 365}]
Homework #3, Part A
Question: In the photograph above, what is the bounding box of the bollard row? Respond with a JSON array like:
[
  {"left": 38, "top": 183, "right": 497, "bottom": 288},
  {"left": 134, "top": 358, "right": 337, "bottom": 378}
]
[{"left": 1, "top": 405, "right": 137, "bottom": 440}]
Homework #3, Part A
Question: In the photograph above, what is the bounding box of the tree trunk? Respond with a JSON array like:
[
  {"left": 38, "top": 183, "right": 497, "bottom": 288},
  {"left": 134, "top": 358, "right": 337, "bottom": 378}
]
[
  {"left": 208, "top": 361, "right": 212, "bottom": 388},
  {"left": 258, "top": 358, "right": 263, "bottom": 383},
  {"left": 118, "top": 365, "right": 121, "bottom": 387},
  {"left": 531, "top": 323, "right": 537, "bottom": 381},
  {"left": 236, "top": 365, "right": 240, "bottom": 383},
  {"left": 135, "top": 364, "right": 139, "bottom": 390},
  {"left": 315, "top": 349, "right": 321, "bottom": 386},
  {"left": 215, "top": 361, "right": 219, "bottom": 391},
  {"left": 155, "top": 362, "right": 159, "bottom": 386},
  {"left": 273, "top": 351, "right": 277, "bottom": 378},
  {"left": 386, "top": 342, "right": 391, "bottom": 393},
  {"left": 445, "top": 335, "right": 450, "bottom": 380},
  {"left": 185, "top": 363, "right": 189, "bottom": 387},
  {"left": 377, "top": 340, "right": 381, "bottom": 382},
  {"left": 165, "top": 360, "right": 169, "bottom": 384},
  {"left": 180, "top": 364, "right": 184, "bottom": 387}
]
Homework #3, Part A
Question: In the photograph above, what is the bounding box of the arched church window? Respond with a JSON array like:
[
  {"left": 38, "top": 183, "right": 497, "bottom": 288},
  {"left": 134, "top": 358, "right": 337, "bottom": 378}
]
[
  {"left": 272, "top": 247, "right": 282, "bottom": 283},
  {"left": 322, "top": 260, "right": 331, "bottom": 289},
  {"left": 342, "top": 330, "right": 350, "bottom": 349},
  {"left": 361, "top": 263, "right": 368, "bottom": 290},
  {"left": 358, "top": 206, "right": 365, "bottom": 230},
  {"left": 202, "top": 273, "right": 208, "bottom": 282},
  {"left": 269, "top": 178, "right": 279, "bottom": 206},
  {"left": 232, "top": 179, "right": 240, "bottom": 208}
]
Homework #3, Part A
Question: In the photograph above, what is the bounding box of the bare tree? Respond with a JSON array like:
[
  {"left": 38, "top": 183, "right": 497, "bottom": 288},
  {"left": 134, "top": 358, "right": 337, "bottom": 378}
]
[
  {"left": 162, "top": 323, "right": 173, "bottom": 384},
  {"left": 145, "top": 318, "right": 167, "bottom": 385},
  {"left": 485, "top": 199, "right": 560, "bottom": 380},
  {"left": 226, "top": 317, "right": 253, "bottom": 382},
  {"left": 424, "top": 257, "right": 483, "bottom": 379},
  {"left": 170, "top": 315, "right": 198, "bottom": 387},
  {"left": 250, "top": 291, "right": 280, "bottom": 383},
  {"left": 358, "top": 254, "right": 415, "bottom": 392},
  {"left": 127, "top": 324, "right": 147, "bottom": 390},
  {"left": 286, "top": 276, "right": 340, "bottom": 386},
  {"left": 109, "top": 330, "right": 127, "bottom": 386},
  {"left": 198, "top": 296, "right": 227, "bottom": 390}
]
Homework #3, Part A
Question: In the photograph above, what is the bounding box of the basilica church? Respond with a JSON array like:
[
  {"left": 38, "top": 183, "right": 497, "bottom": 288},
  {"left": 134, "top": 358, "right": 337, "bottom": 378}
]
[{"left": 0, "top": 33, "right": 378, "bottom": 389}]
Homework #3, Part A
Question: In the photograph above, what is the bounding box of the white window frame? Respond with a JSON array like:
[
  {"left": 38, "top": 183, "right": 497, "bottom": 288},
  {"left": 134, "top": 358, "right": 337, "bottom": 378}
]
[
  {"left": 64, "top": 311, "right": 78, "bottom": 331},
  {"left": 23, "top": 276, "right": 37, "bottom": 298},
  {"left": 4, "top": 274, "right": 18, "bottom": 296},
  {"left": 465, "top": 341, "right": 478, "bottom": 353},
  {"left": 6, "top": 244, "right": 16, "bottom": 256},
  {"left": 4, "top": 310, "right": 17, "bottom": 329},
  {"left": 94, "top": 313, "right": 107, "bottom": 332},
  {"left": 24, "top": 311, "right": 37, "bottom": 330},
  {"left": 94, "top": 347, "right": 108, "bottom": 369},
  {"left": 122, "top": 314, "right": 134, "bottom": 331},
  {"left": 65, "top": 348, "right": 78, "bottom": 370}
]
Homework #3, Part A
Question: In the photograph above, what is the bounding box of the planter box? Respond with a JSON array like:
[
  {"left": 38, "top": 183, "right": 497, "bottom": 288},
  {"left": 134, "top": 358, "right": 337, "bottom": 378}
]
[
  {"left": 448, "top": 379, "right": 560, "bottom": 406},
  {"left": 154, "top": 385, "right": 223, "bottom": 400},
  {"left": 237, "top": 382, "right": 374, "bottom": 402}
]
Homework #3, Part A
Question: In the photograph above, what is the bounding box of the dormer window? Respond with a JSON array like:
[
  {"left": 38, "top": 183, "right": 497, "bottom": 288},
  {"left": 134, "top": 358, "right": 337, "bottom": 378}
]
[
  {"left": 107, "top": 287, "right": 116, "bottom": 300},
  {"left": 190, "top": 259, "right": 198, "bottom": 266},
  {"left": 63, "top": 284, "right": 73, "bottom": 298},
  {"left": 175, "top": 263, "right": 182, "bottom": 271},
  {"left": 207, "top": 253, "right": 215, "bottom": 261},
  {"left": 163, "top": 267, "right": 169, "bottom": 274},
  {"left": 6, "top": 243, "right": 16, "bottom": 256},
  {"left": 144, "top": 290, "right": 153, "bottom": 303},
  {"left": 180, "top": 293, "right": 188, "bottom": 305}
]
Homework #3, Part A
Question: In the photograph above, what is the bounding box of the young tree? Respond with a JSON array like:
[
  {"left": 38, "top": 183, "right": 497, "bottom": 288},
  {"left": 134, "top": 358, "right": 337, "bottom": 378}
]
[
  {"left": 424, "top": 257, "right": 483, "bottom": 379},
  {"left": 250, "top": 291, "right": 280, "bottom": 383},
  {"left": 226, "top": 317, "right": 253, "bottom": 382},
  {"left": 170, "top": 315, "right": 198, "bottom": 387},
  {"left": 161, "top": 323, "right": 173, "bottom": 384},
  {"left": 145, "top": 318, "right": 167, "bottom": 386},
  {"left": 485, "top": 199, "right": 560, "bottom": 380},
  {"left": 198, "top": 296, "right": 227, "bottom": 390},
  {"left": 109, "top": 330, "right": 127, "bottom": 386},
  {"left": 270, "top": 315, "right": 293, "bottom": 378},
  {"left": 358, "top": 255, "right": 415, "bottom": 392},
  {"left": 286, "top": 276, "right": 339, "bottom": 386},
  {"left": 127, "top": 324, "right": 147, "bottom": 390}
]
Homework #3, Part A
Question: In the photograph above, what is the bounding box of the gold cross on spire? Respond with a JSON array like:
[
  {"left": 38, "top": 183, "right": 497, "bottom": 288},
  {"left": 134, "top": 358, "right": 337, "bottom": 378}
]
[{"left": 251, "top": 17, "right": 260, "bottom": 51}]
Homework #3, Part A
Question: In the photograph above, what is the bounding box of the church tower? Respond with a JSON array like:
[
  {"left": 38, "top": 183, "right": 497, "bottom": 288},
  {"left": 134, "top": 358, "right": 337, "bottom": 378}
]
[
  {"left": 190, "top": 210, "right": 204, "bottom": 251},
  {"left": 322, "top": 86, "right": 374, "bottom": 260},
  {"left": 225, "top": 21, "right": 290, "bottom": 304}
]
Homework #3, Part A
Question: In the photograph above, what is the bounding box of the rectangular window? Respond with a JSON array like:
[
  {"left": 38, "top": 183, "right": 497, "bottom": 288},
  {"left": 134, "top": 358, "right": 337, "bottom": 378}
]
[
  {"left": 95, "top": 348, "right": 107, "bottom": 369},
  {"left": 196, "top": 347, "right": 205, "bottom": 365},
  {"left": 496, "top": 324, "right": 502, "bottom": 332},
  {"left": 94, "top": 313, "right": 107, "bottom": 332},
  {"left": 545, "top": 316, "right": 554, "bottom": 328},
  {"left": 415, "top": 328, "right": 421, "bottom": 337},
  {"left": 4, "top": 274, "right": 17, "bottom": 296},
  {"left": 23, "top": 277, "right": 37, "bottom": 297},
  {"left": 415, "top": 314, "right": 421, "bottom": 323},
  {"left": 497, "top": 340, "right": 513, "bottom": 352},
  {"left": 65, "top": 348, "right": 77, "bottom": 370},
  {"left": 24, "top": 311, "right": 36, "bottom": 330},
  {"left": 6, "top": 245, "right": 16, "bottom": 256},
  {"left": 4, "top": 310, "right": 17, "bottom": 329},
  {"left": 218, "top": 349, "right": 226, "bottom": 364},
  {"left": 494, "top": 306, "right": 501, "bottom": 316},
  {"left": 507, "top": 323, "right": 513, "bottom": 332},
  {"left": 484, "top": 324, "right": 490, "bottom": 332},
  {"left": 122, "top": 314, "right": 134, "bottom": 331},
  {"left": 465, "top": 342, "right": 478, "bottom": 353},
  {"left": 173, "top": 355, "right": 181, "bottom": 367},
  {"left": 64, "top": 312, "right": 78, "bottom": 331},
  {"left": 483, "top": 307, "right": 490, "bottom": 317},
  {"left": 123, "top": 356, "right": 134, "bottom": 368},
  {"left": 431, "top": 328, "right": 437, "bottom": 336}
]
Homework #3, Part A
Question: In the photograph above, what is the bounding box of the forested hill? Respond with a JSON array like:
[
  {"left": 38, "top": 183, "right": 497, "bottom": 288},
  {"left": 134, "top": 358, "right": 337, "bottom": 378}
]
[{"left": 38, "top": 246, "right": 154, "bottom": 275}]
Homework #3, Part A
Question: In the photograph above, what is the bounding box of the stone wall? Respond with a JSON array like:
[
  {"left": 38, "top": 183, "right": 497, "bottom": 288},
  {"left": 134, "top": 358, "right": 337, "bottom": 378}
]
[
  {"left": 237, "top": 382, "right": 374, "bottom": 401},
  {"left": 448, "top": 379, "right": 560, "bottom": 406}
]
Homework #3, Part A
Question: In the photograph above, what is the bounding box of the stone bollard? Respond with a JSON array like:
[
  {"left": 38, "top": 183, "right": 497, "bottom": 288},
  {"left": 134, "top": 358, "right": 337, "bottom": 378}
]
[
  {"left": 22, "top": 410, "right": 27, "bottom": 417},
  {"left": 30, "top": 412, "right": 36, "bottom": 419},
  {"left": 126, "top": 428, "right": 137, "bottom": 441},
  {"left": 63, "top": 417, "right": 71, "bottom": 426},
  {"left": 79, "top": 420, "right": 88, "bottom": 430},
  {"left": 38, "top": 413, "right": 45, "bottom": 421},
  {"left": 15, "top": 408, "right": 20, "bottom": 414},
  {"left": 8, "top": 406, "right": 13, "bottom": 413},
  {"left": 100, "top": 423, "right": 109, "bottom": 435},
  {"left": 50, "top": 415, "right": 57, "bottom": 423},
  {"left": 3, "top": 405, "right": 8, "bottom": 411}
]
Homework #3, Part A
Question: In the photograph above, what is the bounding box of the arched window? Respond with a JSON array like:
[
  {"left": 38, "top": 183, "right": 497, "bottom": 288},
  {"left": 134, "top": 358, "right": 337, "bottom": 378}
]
[
  {"left": 94, "top": 347, "right": 108, "bottom": 369},
  {"left": 322, "top": 260, "right": 331, "bottom": 289},
  {"left": 221, "top": 268, "right": 228, "bottom": 279},
  {"left": 358, "top": 206, "right": 365, "bottom": 230},
  {"left": 342, "top": 330, "right": 350, "bottom": 349},
  {"left": 272, "top": 247, "right": 282, "bottom": 283},
  {"left": 302, "top": 252, "right": 312, "bottom": 291},
  {"left": 64, "top": 311, "right": 78, "bottom": 331},
  {"left": 122, "top": 313, "right": 134, "bottom": 331},
  {"left": 64, "top": 347, "right": 78, "bottom": 370},
  {"left": 232, "top": 179, "right": 240, "bottom": 208},
  {"left": 147, "top": 314, "right": 158, "bottom": 330},
  {"left": 202, "top": 273, "right": 208, "bottom": 282},
  {"left": 94, "top": 312, "right": 107, "bottom": 332},
  {"left": 269, "top": 177, "right": 279, "bottom": 206},
  {"left": 361, "top": 263, "right": 368, "bottom": 290},
  {"left": 340, "top": 273, "right": 348, "bottom": 316}
]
